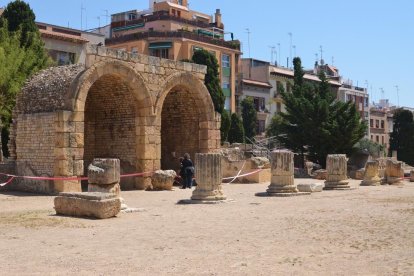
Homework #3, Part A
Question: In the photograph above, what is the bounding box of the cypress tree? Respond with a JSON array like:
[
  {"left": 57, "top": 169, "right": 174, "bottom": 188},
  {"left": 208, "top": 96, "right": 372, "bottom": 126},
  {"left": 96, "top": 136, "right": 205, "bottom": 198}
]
[
  {"left": 279, "top": 57, "right": 367, "bottom": 167},
  {"left": 228, "top": 113, "right": 244, "bottom": 144},
  {"left": 241, "top": 96, "right": 257, "bottom": 141},
  {"left": 390, "top": 109, "right": 414, "bottom": 165},
  {"left": 192, "top": 49, "right": 225, "bottom": 114},
  {"left": 220, "top": 109, "right": 231, "bottom": 143}
]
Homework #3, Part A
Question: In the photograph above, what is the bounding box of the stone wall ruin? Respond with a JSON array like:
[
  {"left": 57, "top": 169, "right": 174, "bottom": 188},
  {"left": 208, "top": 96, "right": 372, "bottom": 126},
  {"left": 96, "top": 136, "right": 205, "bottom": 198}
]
[{"left": 8, "top": 46, "right": 220, "bottom": 194}]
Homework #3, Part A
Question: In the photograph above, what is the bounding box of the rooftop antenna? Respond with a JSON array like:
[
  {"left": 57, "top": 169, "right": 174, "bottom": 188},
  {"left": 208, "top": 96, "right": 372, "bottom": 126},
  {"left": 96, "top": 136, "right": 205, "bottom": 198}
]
[
  {"left": 315, "top": 53, "right": 319, "bottom": 62},
  {"left": 320, "top": 45, "right": 324, "bottom": 64},
  {"left": 380, "top": 87, "right": 385, "bottom": 100},
  {"left": 292, "top": 45, "right": 296, "bottom": 58},
  {"left": 81, "top": 3, "right": 86, "bottom": 30},
  {"left": 394, "top": 85, "right": 400, "bottom": 107},
  {"left": 277, "top": 43, "right": 281, "bottom": 66},
  {"left": 102, "top": 9, "right": 109, "bottom": 25},
  {"left": 288, "top": 32, "right": 292, "bottom": 68},
  {"left": 268, "top": 45, "right": 275, "bottom": 64},
  {"left": 245, "top": 28, "right": 251, "bottom": 58},
  {"left": 97, "top": 16, "right": 101, "bottom": 30}
]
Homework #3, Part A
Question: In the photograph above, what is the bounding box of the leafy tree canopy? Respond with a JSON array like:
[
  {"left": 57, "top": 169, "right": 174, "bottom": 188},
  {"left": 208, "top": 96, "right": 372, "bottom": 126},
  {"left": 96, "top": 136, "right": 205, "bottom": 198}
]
[{"left": 220, "top": 109, "right": 231, "bottom": 143}]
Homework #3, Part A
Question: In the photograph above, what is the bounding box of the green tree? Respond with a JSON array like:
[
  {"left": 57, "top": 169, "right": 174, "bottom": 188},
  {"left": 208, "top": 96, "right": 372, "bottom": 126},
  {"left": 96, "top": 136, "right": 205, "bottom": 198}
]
[
  {"left": 241, "top": 96, "right": 257, "bottom": 141},
  {"left": 279, "top": 57, "right": 367, "bottom": 167},
  {"left": 220, "top": 109, "right": 231, "bottom": 143},
  {"left": 228, "top": 113, "right": 244, "bottom": 144},
  {"left": 1, "top": 0, "right": 37, "bottom": 46},
  {"left": 0, "top": 18, "right": 51, "bottom": 156},
  {"left": 390, "top": 109, "right": 414, "bottom": 165},
  {"left": 191, "top": 49, "right": 225, "bottom": 114}
]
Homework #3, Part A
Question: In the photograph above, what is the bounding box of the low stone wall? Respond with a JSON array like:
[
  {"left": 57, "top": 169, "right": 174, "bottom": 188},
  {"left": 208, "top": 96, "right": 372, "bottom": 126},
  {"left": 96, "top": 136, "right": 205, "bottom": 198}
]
[{"left": 13, "top": 113, "right": 56, "bottom": 193}]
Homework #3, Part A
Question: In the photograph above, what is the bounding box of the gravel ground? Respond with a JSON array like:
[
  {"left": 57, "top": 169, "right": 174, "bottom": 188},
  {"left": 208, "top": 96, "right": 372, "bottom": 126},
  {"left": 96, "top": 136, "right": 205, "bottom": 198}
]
[{"left": 0, "top": 179, "right": 413, "bottom": 275}]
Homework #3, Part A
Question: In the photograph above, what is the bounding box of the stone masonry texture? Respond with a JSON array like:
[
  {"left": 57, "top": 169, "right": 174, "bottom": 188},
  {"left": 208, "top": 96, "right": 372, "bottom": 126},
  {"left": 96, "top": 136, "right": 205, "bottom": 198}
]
[{"left": 9, "top": 46, "right": 219, "bottom": 194}]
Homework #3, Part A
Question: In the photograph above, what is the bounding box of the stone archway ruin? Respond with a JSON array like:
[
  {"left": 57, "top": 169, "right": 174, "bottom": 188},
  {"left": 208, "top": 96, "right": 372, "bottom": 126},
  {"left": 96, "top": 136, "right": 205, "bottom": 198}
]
[{"left": 9, "top": 46, "right": 220, "bottom": 194}]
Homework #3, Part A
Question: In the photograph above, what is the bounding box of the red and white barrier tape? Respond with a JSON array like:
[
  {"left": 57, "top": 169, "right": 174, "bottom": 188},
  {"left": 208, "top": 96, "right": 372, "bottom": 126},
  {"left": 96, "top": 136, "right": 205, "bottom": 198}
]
[{"left": 0, "top": 168, "right": 263, "bottom": 187}]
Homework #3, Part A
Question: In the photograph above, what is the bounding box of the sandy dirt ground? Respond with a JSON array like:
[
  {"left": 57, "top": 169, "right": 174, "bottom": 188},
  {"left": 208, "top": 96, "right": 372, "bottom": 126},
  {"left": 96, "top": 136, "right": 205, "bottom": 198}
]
[{"left": 0, "top": 179, "right": 413, "bottom": 275}]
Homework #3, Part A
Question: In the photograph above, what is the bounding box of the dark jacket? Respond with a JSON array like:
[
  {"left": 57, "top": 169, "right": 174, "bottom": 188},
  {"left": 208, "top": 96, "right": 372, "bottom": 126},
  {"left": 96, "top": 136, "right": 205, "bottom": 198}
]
[{"left": 182, "top": 158, "right": 194, "bottom": 176}]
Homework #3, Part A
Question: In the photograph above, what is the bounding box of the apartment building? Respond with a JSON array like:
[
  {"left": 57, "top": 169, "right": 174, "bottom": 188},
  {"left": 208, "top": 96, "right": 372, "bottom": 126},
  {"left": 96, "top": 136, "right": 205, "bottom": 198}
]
[
  {"left": 36, "top": 22, "right": 105, "bottom": 65},
  {"left": 105, "top": 0, "right": 241, "bottom": 112},
  {"left": 369, "top": 107, "right": 390, "bottom": 151}
]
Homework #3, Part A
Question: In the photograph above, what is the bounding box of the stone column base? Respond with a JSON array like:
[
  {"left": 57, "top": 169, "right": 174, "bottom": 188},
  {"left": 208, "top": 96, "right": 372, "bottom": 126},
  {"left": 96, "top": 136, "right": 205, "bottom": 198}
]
[
  {"left": 323, "top": 180, "right": 351, "bottom": 190},
  {"left": 361, "top": 177, "right": 381, "bottom": 186},
  {"left": 386, "top": 176, "right": 403, "bottom": 185},
  {"left": 191, "top": 189, "right": 227, "bottom": 201},
  {"left": 266, "top": 184, "right": 298, "bottom": 194}
]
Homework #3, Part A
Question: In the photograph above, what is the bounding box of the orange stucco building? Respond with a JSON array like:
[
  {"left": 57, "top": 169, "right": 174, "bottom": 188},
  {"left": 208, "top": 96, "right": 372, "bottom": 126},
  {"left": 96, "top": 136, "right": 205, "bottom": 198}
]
[{"left": 106, "top": 0, "right": 241, "bottom": 112}]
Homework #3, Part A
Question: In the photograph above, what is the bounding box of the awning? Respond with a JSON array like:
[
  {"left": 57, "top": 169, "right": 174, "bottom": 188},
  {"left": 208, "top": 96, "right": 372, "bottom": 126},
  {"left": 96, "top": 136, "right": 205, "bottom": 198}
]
[{"left": 148, "top": 42, "right": 173, "bottom": 49}]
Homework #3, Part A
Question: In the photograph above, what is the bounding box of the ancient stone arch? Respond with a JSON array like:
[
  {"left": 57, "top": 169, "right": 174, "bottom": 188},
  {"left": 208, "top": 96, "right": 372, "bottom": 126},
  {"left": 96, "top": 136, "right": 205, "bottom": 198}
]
[{"left": 9, "top": 46, "right": 220, "bottom": 193}]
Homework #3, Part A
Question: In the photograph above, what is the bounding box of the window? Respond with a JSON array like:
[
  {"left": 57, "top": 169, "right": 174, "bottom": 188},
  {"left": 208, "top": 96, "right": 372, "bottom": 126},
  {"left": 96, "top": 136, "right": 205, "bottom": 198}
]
[
  {"left": 365, "top": 98, "right": 369, "bottom": 107},
  {"left": 375, "top": 120, "right": 379, "bottom": 128},
  {"left": 150, "top": 48, "right": 169, "bottom": 59},
  {"left": 381, "top": 136, "right": 384, "bottom": 145},
  {"left": 128, "top": 13, "right": 136, "bottom": 20},
  {"left": 381, "top": 120, "right": 384, "bottom": 129},
  {"left": 177, "top": 11, "right": 181, "bottom": 17},
  {"left": 286, "top": 82, "right": 292, "bottom": 93},
  {"left": 276, "top": 102, "right": 282, "bottom": 113},
  {"left": 224, "top": 97, "right": 231, "bottom": 111},
  {"left": 371, "top": 135, "right": 373, "bottom": 140},
  {"left": 370, "top": 119, "right": 373, "bottom": 128},
  {"left": 178, "top": 0, "right": 183, "bottom": 5},
  {"left": 253, "top": 97, "right": 265, "bottom": 112},
  {"left": 222, "top": 54, "right": 230, "bottom": 68},
  {"left": 49, "top": 50, "right": 76, "bottom": 65},
  {"left": 376, "top": 135, "right": 379, "bottom": 143},
  {"left": 257, "top": 120, "right": 266, "bottom": 135}
]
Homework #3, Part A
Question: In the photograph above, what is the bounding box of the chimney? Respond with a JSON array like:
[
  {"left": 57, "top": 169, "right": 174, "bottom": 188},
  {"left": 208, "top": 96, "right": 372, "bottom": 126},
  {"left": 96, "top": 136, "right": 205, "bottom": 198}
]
[{"left": 215, "top": 9, "right": 223, "bottom": 29}]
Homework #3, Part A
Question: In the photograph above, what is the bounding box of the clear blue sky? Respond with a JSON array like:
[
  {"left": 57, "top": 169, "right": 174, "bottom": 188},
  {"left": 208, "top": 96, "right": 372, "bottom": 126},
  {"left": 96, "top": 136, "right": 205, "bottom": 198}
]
[{"left": 2, "top": 0, "right": 413, "bottom": 107}]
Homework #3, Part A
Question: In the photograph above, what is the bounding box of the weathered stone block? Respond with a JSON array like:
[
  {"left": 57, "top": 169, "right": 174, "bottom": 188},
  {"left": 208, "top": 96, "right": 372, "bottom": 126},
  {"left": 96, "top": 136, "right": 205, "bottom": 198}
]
[
  {"left": 54, "top": 192, "right": 121, "bottom": 219},
  {"left": 73, "top": 160, "right": 84, "bottom": 176},
  {"left": 88, "top": 159, "right": 120, "bottom": 185},
  {"left": 69, "top": 133, "right": 84, "bottom": 148},
  {"left": 54, "top": 180, "right": 81, "bottom": 193},
  {"left": 88, "top": 183, "right": 120, "bottom": 196},
  {"left": 324, "top": 154, "right": 350, "bottom": 190},
  {"left": 150, "top": 170, "right": 176, "bottom": 191},
  {"left": 385, "top": 159, "right": 403, "bottom": 185},
  {"left": 361, "top": 160, "right": 381, "bottom": 186},
  {"left": 297, "top": 183, "right": 324, "bottom": 193},
  {"left": 410, "top": 170, "right": 414, "bottom": 182}
]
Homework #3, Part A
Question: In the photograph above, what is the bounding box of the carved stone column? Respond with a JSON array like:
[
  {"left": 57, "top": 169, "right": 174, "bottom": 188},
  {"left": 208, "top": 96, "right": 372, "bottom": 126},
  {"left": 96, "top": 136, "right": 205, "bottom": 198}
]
[
  {"left": 385, "top": 159, "right": 403, "bottom": 185},
  {"left": 191, "top": 153, "right": 226, "bottom": 201},
  {"left": 266, "top": 150, "right": 309, "bottom": 196},
  {"left": 88, "top": 158, "right": 121, "bottom": 197},
  {"left": 361, "top": 160, "right": 381, "bottom": 186},
  {"left": 324, "top": 154, "right": 350, "bottom": 190}
]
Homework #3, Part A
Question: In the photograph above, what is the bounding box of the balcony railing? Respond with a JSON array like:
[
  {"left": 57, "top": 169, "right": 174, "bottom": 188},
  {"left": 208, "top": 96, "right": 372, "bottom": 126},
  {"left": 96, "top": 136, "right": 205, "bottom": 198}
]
[
  {"left": 111, "top": 11, "right": 216, "bottom": 31},
  {"left": 106, "top": 30, "right": 241, "bottom": 50}
]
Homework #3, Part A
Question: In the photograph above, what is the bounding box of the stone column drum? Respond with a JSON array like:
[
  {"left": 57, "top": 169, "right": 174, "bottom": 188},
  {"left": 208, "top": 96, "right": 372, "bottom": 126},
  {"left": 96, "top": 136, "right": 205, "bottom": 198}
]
[
  {"left": 88, "top": 158, "right": 121, "bottom": 197},
  {"left": 266, "top": 150, "right": 307, "bottom": 196},
  {"left": 361, "top": 160, "right": 381, "bottom": 186},
  {"left": 191, "top": 153, "right": 226, "bottom": 201},
  {"left": 385, "top": 159, "right": 403, "bottom": 185},
  {"left": 324, "top": 154, "right": 350, "bottom": 190}
]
